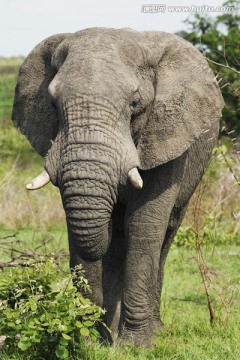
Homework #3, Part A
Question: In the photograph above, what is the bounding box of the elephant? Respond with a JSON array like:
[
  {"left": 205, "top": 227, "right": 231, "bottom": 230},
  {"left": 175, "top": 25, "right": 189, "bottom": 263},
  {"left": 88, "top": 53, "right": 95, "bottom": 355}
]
[{"left": 12, "top": 28, "right": 224, "bottom": 346}]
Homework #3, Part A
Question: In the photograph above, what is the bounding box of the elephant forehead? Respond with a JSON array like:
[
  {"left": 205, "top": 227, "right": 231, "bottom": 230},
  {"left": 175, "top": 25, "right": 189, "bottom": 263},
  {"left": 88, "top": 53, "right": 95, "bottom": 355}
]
[
  {"left": 68, "top": 28, "right": 145, "bottom": 64},
  {"left": 70, "top": 30, "right": 121, "bottom": 52}
]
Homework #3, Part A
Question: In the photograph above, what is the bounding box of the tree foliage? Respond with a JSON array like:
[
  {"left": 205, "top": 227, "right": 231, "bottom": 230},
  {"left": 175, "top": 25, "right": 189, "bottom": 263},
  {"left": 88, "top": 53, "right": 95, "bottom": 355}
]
[{"left": 178, "top": 0, "right": 240, "bottom": 136}]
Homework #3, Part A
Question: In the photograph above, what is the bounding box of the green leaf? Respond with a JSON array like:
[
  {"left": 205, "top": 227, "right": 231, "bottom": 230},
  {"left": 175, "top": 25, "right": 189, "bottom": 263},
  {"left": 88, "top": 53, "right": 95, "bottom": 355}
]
[
  {"left": 7, "top": 322, "right": 16, "bottom": 327},
  {"left": 75, "top": 321, "right": 83, "bottom": 328},
  {"left": 91, "top": 328, "right": 100, "bottom": 337},
  {"left": 18, "top": 337, "right": 32, "bottom": 351},
  {"left": 56, "top": 345, "right": 69, "bottom": 359},
  {"left": 80, "top": 327, "right": 90, "bottom": 336},
  {"left": 28, "top": 323, "right": 36, "bottom": 329},
  {"left": 83, "top": 320, "right": 94, "bottom": 327},
  {"left": 62, "top": 333, "right": 71, "bottom": 340},
  {"left": 66, "top": 325, "right": 74, "bottom": 332},
  {"left": 59, "top": 338, "right": 69, "bottom": 346}
]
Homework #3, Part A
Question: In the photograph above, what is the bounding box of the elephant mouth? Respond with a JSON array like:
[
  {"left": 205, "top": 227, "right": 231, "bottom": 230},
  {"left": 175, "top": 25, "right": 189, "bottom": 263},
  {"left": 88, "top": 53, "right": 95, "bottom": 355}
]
[{"left": 26, "top": 164, "right": 142, "bottom": 192}]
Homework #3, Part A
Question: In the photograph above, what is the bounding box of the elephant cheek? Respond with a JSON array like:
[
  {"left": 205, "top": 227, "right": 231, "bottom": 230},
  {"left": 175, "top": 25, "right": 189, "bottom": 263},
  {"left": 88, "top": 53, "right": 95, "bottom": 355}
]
[{"left": 44, "top": 132, "right": 64, "bottom": 187}]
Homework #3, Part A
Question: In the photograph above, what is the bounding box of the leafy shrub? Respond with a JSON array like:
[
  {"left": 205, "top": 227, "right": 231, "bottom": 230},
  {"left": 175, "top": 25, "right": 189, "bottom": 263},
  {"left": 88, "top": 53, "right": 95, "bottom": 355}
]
[
  {"left": 0, "top": 259, "right": 108, "bottom": 359},
  {"left": 175, "top": 223, "right": 239, "bottom": 249},
  {"left": 174, "top": 226, "right": 196, "bottom": 248}
]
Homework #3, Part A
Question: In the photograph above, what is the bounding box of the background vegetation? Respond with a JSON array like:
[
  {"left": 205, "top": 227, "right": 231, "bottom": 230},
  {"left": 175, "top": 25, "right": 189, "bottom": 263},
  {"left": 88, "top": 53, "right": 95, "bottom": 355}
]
[
  {"left": 0, "top": 2, "right": 239, "bottom": 358},
  {"left": 179, "top": 0, "right": 240, "bottom": 135}
]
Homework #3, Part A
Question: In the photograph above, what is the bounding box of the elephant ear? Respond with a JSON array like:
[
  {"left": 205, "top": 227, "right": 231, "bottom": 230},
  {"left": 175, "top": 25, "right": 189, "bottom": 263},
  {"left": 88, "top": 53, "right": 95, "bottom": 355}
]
[
  {"left": 12, "top": 33, "right": 70, "bottom": 157},
  {"left": 137, "top": 32, "right": 224, "bottom": 170}
]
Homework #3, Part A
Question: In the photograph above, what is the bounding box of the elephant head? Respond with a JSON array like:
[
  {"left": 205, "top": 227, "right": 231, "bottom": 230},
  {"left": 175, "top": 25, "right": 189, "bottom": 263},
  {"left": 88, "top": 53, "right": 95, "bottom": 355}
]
[{"left": 12, "top": 28, "right": 224, "bottom": 262}]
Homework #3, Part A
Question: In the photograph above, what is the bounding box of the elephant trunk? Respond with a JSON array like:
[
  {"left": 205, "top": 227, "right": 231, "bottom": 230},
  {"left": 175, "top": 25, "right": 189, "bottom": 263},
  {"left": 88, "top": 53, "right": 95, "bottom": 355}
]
[
  {"left": 60, "top": 139, "right": 118, "bottom": 261},
  {"left": 47, "top": 96, "right": 140, "bottom": 261}
]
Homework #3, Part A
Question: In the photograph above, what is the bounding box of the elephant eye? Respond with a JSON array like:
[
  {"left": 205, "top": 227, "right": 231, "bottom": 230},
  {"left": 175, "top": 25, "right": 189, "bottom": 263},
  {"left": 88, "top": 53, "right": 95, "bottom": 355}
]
[{"left": 131, "top": 99, "right": 140, "bottom": 108}]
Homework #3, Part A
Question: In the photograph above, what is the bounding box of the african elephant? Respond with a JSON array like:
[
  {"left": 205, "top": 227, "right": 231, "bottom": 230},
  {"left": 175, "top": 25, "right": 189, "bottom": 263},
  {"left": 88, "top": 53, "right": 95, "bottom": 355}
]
[{"left": 12, "top": 28, "right": 224, "bottom": 346}]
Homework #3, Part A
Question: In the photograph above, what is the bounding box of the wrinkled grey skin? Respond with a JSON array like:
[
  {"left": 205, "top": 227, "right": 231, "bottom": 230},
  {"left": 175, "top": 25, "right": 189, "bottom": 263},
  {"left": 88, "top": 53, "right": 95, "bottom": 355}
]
[{"left": 12, "top": 28, "right": 224, "bottom": 346}]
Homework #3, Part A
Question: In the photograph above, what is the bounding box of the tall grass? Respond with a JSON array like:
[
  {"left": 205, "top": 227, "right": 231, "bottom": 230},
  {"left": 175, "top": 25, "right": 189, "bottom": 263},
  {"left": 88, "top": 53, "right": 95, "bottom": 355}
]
[{"left": 0, "top": 58, "right": 65, "bottom": 230}]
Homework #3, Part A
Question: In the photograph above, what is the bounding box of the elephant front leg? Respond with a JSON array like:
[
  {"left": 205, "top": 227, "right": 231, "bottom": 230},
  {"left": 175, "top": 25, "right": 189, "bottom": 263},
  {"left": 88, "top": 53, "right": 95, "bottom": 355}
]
[
  {"left": 102, "top": 227, "right": 125, "bottom": 339},
  {"left": 102, "top": 203, "right": 126, "bottom": 339},
  {"left": 119, "top": 222, "right": 163, "bottom": 346},
  {"left": 120, "top": 163, "right": 184, "bottom": 346}
]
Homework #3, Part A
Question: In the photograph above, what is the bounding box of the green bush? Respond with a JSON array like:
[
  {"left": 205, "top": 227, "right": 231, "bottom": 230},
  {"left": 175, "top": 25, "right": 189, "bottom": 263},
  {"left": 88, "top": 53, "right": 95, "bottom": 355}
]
[
  {"left": 174, "top": 226, "right": 196, "bottom": 248},
  {"left": 175, "top": 223, "right": 239, "bottom": 249},
  {"left": 0, "top": 259, "right": 108, "bottom": 359}
]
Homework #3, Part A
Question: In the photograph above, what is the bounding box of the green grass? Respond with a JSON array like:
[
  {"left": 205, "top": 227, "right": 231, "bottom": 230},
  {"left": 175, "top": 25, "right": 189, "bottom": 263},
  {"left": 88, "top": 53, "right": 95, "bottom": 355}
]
[
  {"left": 0, "top": 245, "right": 239, "bottom": 359},
  {"left": 0, "top": 57, "right": 65, "bottom": 231},
  {"left": 0, "top": 57, "right": 24, "bottom": 132}
]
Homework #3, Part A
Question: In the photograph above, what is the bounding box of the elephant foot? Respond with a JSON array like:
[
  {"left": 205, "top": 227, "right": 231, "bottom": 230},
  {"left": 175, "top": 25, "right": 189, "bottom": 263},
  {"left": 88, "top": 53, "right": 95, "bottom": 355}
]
[
  {"left": 118, "top": 326, "right": 154, "bottom": 347},
  {"left": 153, "top": 318, "right": 164, "bottom": 332}
]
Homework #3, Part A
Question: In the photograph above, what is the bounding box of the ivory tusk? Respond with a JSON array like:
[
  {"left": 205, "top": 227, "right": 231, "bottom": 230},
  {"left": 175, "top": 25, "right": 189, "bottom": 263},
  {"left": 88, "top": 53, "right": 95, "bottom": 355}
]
[
  {"left": 26, "top": 170, "right": 50, "bottom": 190},
  {"left": 128, "top": 168, "right": 143, "bottom": 189}
]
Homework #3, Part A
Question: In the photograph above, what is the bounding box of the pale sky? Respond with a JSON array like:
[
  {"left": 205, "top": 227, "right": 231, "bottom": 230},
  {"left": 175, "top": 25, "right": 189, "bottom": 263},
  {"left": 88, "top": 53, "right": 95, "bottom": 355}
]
[{"left": 0, "top": 0, "right": 235, "bottom": 57}]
